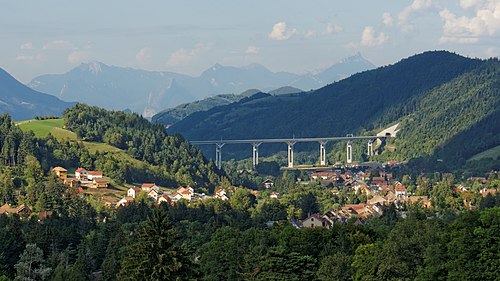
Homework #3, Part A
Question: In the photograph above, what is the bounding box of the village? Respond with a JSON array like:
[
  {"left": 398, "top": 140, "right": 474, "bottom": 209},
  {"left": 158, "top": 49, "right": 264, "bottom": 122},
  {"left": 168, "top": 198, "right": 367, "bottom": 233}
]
[{"left": 11, "top": 162, "right": 488, "bottom": 230}]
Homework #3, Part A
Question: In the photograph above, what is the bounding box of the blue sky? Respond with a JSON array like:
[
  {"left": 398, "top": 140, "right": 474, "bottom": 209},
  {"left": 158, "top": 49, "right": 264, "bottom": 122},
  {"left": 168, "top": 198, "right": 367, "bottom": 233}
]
[{"left": 1, "top": 0, "right": 499, "bottom": 82}]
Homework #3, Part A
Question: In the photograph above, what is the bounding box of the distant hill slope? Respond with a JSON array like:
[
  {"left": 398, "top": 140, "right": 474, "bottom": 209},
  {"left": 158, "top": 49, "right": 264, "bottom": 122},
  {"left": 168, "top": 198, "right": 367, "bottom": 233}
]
[
  {"left": 29, "top": 54, "right": 375, "bottom": 117},
  {"left": 152, "top": 86, "right": 303, "bottom": 127},
  {"left": 391, "top": 59, "right": 500, "bottom": 168},
  {"left": 169, "top": 51, "right": 483, "bottom": 142},
  {"left": 0, "top": 68, "right": 74, "bottom": 120}
]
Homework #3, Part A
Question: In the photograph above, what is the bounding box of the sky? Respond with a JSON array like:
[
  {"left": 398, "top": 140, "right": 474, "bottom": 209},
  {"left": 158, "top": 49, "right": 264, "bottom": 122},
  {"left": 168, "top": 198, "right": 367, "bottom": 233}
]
[{"left": 1, "top": 0, "right": 499, "bottom": 83}]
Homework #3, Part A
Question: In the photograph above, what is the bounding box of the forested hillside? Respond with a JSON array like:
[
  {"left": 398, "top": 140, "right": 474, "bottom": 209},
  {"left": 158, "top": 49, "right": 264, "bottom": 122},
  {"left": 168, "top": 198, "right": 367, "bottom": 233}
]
[
  {"left": 169, "top": 51, "right": 499, "bottom": 172},
  {"left": 170, "top": 51, "right": 482, "bottom": 140},
  {"left": 385, "top": 59, "right": 500, "bottom": 169},
  {"left": 63, "top": 104, "right": 221, "bottom": 189}
]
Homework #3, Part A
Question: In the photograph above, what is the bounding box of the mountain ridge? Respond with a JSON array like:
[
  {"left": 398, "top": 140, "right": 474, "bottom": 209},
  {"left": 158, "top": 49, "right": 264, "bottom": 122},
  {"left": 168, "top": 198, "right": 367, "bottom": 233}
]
[
  {"left": 28, "top": 53, "right": 376, "bottom": 117},
  {"left": 0, "top": 68, "right": 74, "bottom": 120}
]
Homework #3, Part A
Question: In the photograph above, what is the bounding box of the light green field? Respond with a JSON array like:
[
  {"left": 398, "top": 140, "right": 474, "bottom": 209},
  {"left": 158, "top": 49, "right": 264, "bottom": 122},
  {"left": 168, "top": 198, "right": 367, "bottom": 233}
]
[
  {"left": 18, "top": 118, "right": 66, "bottom": 138},
  {"left": 18, "top": 118, "right": 146, "bottom": 167},
  {"left": 468, "top": 145, "right": 500, "bottom": 161}
]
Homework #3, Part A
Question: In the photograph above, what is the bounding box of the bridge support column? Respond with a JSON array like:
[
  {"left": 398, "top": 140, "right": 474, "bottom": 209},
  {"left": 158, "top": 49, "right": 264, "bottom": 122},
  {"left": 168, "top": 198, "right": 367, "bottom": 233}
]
[
  {"left": 287, "top": 142, "right": 296, "bottom": 168},
  {"left": 346, "top": 140, "right": 353, "bottom": 164},
  {"left": 319, "top": 141, "right": 327, "bottom": 166},
  {"left": 215, "top": 143, "right": 225, "bottom": 169},
  {"left": 252, "top": 142, "right": 262, "bottom": 169},
  {"left": 367, "top": 140, "right": 374, "bottom": 157}
]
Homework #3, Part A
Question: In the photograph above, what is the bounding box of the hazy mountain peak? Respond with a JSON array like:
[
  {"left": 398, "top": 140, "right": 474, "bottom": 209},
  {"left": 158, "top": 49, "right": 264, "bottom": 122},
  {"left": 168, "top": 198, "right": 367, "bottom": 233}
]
[{"left": 77, "top": 61, "right": 107, "bottom": 75}]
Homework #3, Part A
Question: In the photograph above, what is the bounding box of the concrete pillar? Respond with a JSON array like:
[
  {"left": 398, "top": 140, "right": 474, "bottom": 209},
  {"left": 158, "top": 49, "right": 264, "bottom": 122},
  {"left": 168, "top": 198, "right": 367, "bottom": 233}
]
[
  {"left": 215, "top": 143, "right": 225, "bottom": 169},
  {"left": 287, "top": 142, "right": 296, "bottom": 168},
  {"left": 346, "top": 140, "right": 353, "bottom": 164},
  {"left": 252, "top": 142, "right": 262, "bottom": 169},
  {"left": 367, "top": 140, "right": 374, "bottom": 157},
  {"left": 319, "top": 141, "right": 327, "bottom": 166}
]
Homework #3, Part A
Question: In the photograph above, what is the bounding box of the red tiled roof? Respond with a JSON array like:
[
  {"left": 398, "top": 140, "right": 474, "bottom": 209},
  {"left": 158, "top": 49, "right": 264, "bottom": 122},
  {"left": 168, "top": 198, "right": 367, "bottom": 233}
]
[
  {"left": 88, "top": 171, "right": 103, "bottom": 175},
  {"left": 395, "top": 185, "right": 407, "bottom": 191},
  {"left": 75, "top": 168, "right": 86, "bottom": 173},
  {"left": 142, "top": 183, "right": 156, "bottom": 188}
]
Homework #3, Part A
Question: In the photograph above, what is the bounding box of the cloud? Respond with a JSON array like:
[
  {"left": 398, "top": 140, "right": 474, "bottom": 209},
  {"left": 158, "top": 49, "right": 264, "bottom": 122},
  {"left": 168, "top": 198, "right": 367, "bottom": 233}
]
[
  {"left": 269, "top": 22, "right": 297, "bottom": 40},
  {"left": 382, "top": 12, "right": 394, "bottom": 27},
  {"left": 326, "top": 23, "right": 343, "bottom": 34},
  {"left": 361, "top": 26, "right": 389, "bottom": 46},
  {"left": 136, "top": 47, "right": 153, "bottom": 66},
  {"left": 398, "top": 0, "right": 438, "bottom": 31},
  {"left": 20, "top": 42, "right": 34, "bottom": 50},
  {"left": 439, "top": 0, "right": 500, "bottom": 44},
  {"left": 68, "top": 51, "right": 88, "bottom": 64},
  {"left": 245, "top": 46, "right": 259, "bottom": 54},
  {"left": 304, "top": 30, "right": 316, "bottom": 38},
  {"left": 15, "top": 54, "right": 42, "bottom": 62},
  {"left": 167, "top": 44, "right": 206, "bottom": 67},
  {"left": 42, "top": 40, "right": 73, "bottom": 50}
]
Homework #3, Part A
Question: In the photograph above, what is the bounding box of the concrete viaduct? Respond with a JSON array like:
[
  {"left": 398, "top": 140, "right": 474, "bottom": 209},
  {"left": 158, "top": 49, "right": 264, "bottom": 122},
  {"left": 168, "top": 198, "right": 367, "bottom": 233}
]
[{"left": 191, "top": 135, "right": 389, "bottom": 169}]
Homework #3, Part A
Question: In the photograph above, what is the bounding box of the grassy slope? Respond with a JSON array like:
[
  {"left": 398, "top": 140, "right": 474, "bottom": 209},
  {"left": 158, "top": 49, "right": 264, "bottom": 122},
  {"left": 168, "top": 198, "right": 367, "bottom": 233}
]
[
  {"left": 19, "top": 118, "right": 144, "bottom": 167},
  {"left": 18, "top": 119, "right": 165, "bottom": 196},
  {"left": 17, "top": 118, "right": 65, "bottom": 138},
  {"left": 469, "top": 145, "right": 500, "bottom": 161}
]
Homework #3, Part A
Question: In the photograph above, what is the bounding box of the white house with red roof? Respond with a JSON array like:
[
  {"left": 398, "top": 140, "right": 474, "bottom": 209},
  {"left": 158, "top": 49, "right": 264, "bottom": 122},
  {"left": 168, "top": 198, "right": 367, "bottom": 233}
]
[
  {"left": 176, "top": 186, "right": 194, "bottom": 201},
  {"left": 141, "top": 183, "right": 159, "bottom": 193},
  {"left": 75, "top": 168, "right": 88, "bottom": 180},
  {"left": 127, "top": 186, "right": 141, "bottom": 199},
  {"left": 87, "top": 171, "right": 103, "bottom": 180},
  {"left": 158, "top": 194, "right": 172, "bottom": 205},
  {"left": 395, "top": 184, "right": 407, "bottom": 199}
]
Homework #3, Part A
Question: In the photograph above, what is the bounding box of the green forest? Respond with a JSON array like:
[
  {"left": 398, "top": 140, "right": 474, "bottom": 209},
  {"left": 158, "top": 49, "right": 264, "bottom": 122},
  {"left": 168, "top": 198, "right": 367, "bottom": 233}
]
[{"left": 0, "top": 101, "right": 499, "bottom": 280}]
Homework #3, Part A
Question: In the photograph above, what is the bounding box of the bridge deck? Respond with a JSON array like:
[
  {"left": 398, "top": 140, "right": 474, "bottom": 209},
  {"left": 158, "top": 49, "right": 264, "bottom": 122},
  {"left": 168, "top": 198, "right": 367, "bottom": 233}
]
[{"left": 190, "top": 135, "right": 386, "bottom": 145}]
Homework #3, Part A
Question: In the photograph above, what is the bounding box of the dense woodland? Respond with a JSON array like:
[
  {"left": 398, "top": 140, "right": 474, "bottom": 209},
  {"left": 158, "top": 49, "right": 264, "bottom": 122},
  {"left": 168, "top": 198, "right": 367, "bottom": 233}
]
[
  {"left": 63, "top": 104, "right": 222, "bottom": 190},
  {"left": 0, "top": 103, "right": 499, "bottom": 280},
  {"left": 168, "top": 52, "right": 500, "bottom": 174}
]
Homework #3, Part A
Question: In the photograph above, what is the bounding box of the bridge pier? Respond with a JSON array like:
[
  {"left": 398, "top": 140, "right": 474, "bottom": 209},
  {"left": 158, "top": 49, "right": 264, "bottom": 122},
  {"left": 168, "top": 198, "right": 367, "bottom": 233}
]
[
  {"left": 346, "top": 140, "right": 353, "bottom": 164},
  {"left": 215, "top": 143, "right": 225, "bottom": 169},
  {"left": 319, "top": 141, "right": 327, "bottom": 166},
  {"left": 367, "top": 140, "right": 374, "bottom": 157},
  {"left": 252, "top": 142, "right": 262, "bottom": 169},
  {"left": 287, "top": 141, "right": 296, "bottom": 168}
]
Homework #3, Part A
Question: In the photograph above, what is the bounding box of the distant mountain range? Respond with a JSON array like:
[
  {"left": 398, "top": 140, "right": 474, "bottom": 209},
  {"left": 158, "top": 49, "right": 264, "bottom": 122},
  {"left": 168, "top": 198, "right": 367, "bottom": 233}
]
[
  {"left": 168, "top": 51, "right": 500, "bottom": 168},
  {"left": 28, "top": 53, "right": 375, "bottom": 117},
  {"left": 0, "top": 68, "right": 74, "bottom": 120}
]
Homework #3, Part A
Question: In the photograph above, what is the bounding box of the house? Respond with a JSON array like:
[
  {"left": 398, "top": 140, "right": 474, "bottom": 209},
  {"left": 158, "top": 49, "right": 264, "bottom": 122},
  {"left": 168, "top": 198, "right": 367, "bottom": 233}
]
[
  {"left": 127, "top": 186, "right": 141, "bottom": 199},
  {"left": 52, "top": 167, "right": 68, "bottom": 179},
  {"left": 87, "top": 171, "right": 103, "bottom": 180},
  {"left": 407, "top": 196, "right": 432, "bottom": 208},
  {"left": 215, "top": 188, "right": 229, "bottom": 201},
  {"left": 479, "top": 188, "right": 497, "bottom": 197},
  {"left": 158, "top": 195, "right": 172, "bottom": 205},
  {"left": 141, "top": 183, "right": 159, "bottom": 193},
  {"left": 395, "top": 184, "right": 407, "bottom": 199},
  {"left": 92, "top": 178, "right": 109, "bottom": 188},
  {"left": 172, "top": 193, "right": 183, "bottom": 202},
  {"left": 75, "top": 168, "right": 88, "bottom": 180},
  {"left": 64, "top": 177, "right": 80, "bottom": 188},
  {"left": 148, "top": 189, "right": 161, "bottom": 201},
  {"left": 0, "top": 204, "right": 32, "bottom": 217},
  {"left": 301, "top": 214, "right": 332, "bottom": 229},
  {"left": 368, "top": 195, "right": 388, "bottom": 206},
  {"left": 262, "top": 179, "right": 274, "bottom": 189},
  {"left": 270, "top": 192, "right": 279, "bottom": 199},
  {"left": 179, "top": 188, "right": 193, "bottom": 201},
  {"left": 116, "top": 197, "right": 134, "bottom": 208}
]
